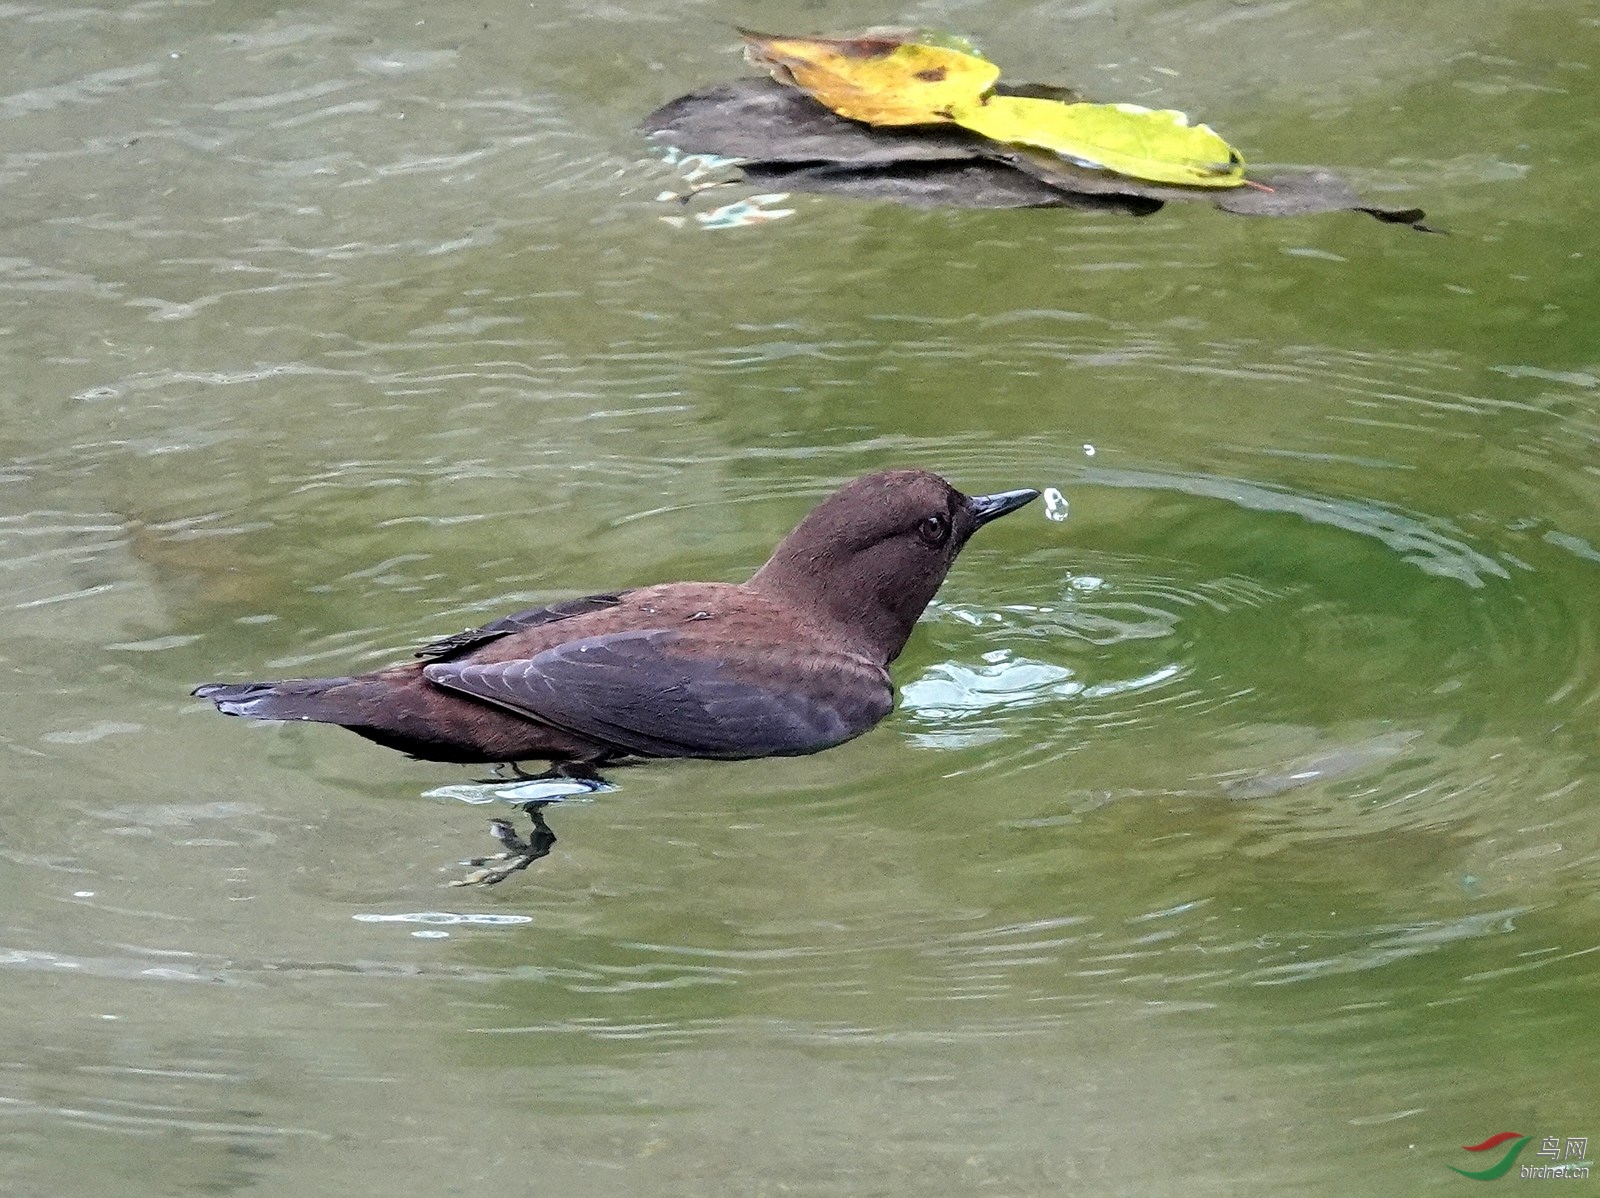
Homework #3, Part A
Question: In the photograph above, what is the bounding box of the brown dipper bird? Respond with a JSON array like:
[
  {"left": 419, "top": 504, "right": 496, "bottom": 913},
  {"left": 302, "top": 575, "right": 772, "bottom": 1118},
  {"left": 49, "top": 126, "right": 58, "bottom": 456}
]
[{"left": 194, "top": 470, "right": 1038, "bottom": 768}]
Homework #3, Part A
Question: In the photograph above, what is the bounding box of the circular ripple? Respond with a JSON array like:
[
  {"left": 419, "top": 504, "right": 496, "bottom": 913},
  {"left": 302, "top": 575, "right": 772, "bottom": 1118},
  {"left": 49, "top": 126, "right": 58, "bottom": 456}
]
[{"left": 896, "top": 463, "right": 1600, "bottom": 854}]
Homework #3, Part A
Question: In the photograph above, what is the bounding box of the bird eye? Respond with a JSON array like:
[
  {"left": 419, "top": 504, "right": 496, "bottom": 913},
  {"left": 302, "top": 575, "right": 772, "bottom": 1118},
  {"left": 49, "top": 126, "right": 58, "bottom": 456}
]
[{"left": 918, "top": 514, "right": 951, "bottom": 547}]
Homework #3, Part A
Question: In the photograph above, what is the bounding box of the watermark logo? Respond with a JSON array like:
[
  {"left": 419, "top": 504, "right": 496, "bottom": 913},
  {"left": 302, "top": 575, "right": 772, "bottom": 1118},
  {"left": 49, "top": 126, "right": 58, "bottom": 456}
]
[
  {"left": 1450, "top": 1134, "right": 1532, "bottom": 1180},
  {"left": 1449, "top": 1133, "right": 1591, "bottom": 1181}
]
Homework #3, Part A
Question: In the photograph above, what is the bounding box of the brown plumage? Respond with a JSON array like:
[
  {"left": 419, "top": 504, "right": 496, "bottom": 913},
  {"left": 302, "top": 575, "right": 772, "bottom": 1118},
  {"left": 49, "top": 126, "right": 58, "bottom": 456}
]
[{"left": 193, "top": 469, "right": 1038, "bottom": 766}]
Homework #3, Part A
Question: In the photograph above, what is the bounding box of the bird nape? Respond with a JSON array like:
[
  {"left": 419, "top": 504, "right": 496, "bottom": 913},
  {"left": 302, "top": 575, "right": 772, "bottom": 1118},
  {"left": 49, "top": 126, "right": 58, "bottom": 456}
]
[{"left": 193, "top": 468, "right": 1039, "bottom": 883}]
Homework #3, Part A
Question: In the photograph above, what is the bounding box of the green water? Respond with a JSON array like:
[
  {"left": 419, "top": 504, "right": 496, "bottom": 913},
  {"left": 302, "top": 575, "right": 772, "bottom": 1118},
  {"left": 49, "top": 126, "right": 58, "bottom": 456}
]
[{"left": 3, "top": 1, "right": 1597, "bottom": 1194}]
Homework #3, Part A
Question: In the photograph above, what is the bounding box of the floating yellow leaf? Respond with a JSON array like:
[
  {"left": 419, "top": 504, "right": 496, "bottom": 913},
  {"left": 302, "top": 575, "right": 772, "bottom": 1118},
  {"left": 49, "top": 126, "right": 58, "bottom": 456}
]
[
  {"left": 952, "top": 95, "right": 1245, "bottom": 188},
  {"left": 740, "top": 29, "right": 1247, "bottom": 189},
  {"left": 740, "top": 29, "right": 998, "bottom": 126}
]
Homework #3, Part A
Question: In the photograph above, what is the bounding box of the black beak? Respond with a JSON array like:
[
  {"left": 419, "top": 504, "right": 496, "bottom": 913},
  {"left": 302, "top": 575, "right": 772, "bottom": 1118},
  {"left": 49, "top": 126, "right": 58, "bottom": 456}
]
[{"left": 967, "top": 488, "right": 1041, "bottom": 526}]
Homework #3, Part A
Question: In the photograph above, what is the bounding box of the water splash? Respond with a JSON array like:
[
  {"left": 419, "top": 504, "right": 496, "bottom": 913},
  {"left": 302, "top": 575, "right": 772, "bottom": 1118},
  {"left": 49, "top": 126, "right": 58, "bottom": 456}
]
[
  {"left": 352, "top": 912, "right": 533, "bottom": 939},
  {"left": 1042, "top": 486, "right": 1070, "bottom": 522},
  {"left": 659, "top": 193, "right": 796, "bottom": 231},
  {"left": 424, "top": 778, "right": 601, "bottom": 805}
]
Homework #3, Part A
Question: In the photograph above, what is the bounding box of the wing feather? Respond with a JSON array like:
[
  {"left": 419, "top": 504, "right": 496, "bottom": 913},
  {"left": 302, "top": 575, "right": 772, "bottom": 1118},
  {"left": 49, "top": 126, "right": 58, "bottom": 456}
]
[{"left": 415, "top": 591, "right": 630, "bottom": 661}]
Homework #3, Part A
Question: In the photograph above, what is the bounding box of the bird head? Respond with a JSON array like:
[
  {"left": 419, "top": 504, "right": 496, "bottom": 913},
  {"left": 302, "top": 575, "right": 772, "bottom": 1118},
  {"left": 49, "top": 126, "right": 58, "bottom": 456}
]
[{"left": 749, "top": 469, "right": 1039, "bottom": 662}]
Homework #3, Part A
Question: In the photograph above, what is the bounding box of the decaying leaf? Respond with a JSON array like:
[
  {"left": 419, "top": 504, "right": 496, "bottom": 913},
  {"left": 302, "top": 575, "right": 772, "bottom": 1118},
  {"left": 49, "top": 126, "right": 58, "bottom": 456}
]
[
  {"left": 643, "top": 80, "right": 982, "bottom": 167},
  {"left": 741, "top": 159, "right": 1164, "bottom": 215},
  {"left": 952, "top": 96, "right": 1244, "bottom": 188},
  {"left": 641, "top": 78, "right": 1433, "bottom": 230},
  {"left": 740, "top": 29, "right": 998, "bottom": 126}
]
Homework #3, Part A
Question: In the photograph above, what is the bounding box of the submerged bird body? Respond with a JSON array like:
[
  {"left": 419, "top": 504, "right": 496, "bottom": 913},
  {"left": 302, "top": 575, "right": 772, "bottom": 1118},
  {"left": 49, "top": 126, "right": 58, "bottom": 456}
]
[{"left": 195, "top": 470, "right": 1038, "bottom": 765}]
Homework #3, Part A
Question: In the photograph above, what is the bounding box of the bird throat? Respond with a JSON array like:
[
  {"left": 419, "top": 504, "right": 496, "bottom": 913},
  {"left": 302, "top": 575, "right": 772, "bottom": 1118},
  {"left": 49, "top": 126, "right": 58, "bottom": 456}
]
[{"left": 746, "top": 548, "right": 927, "bottom": 666}]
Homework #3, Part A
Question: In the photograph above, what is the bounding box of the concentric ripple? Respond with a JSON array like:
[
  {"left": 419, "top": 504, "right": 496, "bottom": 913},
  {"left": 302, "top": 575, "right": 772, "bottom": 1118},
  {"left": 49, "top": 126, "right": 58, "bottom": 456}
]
[{"left": 895, "top": 459, "right": 1600, "bottom": 854}]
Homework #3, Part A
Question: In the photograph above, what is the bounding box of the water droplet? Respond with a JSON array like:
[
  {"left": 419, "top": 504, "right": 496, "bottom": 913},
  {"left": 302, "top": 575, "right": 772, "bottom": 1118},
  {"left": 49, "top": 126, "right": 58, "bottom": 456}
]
[{"left": 1042, "top": 487, "right": 1069, "bottom": 522}]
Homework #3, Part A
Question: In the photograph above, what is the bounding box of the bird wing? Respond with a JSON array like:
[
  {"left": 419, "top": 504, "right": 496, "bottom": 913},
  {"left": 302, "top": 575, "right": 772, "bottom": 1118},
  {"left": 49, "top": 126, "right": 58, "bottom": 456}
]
[
  {"left": 415, "top": 591, "right": 632, "bottom": 661},
  {"left": 421, "top": 628, "right": 893, "bottom": 759}
]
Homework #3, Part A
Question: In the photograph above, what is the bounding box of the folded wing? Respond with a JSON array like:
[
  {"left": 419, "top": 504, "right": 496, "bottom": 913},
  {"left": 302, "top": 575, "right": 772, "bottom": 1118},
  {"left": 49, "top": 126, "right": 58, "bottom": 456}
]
[{"left": 422, "top": 628, "right": 892, "bottom": 759}]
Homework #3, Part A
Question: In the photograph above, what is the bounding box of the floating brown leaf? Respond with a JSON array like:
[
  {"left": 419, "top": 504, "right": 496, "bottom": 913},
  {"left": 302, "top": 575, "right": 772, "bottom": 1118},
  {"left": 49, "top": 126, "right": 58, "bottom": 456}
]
[{"left": 642, "top": 79, "right": 1433, "bottom": 230}]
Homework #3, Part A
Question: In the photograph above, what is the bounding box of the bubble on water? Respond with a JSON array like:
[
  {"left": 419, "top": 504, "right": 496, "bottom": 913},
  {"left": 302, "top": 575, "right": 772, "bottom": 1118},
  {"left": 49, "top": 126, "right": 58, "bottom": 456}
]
[{"left": 1042, "top": 487, "right": 1069, "bottom": 522}]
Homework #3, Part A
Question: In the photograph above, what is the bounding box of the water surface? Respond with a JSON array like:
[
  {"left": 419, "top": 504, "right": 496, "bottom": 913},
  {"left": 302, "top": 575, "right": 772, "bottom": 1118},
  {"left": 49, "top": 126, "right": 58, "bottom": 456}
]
[{"left": 3, "top": 1, "right": 1598, "bottom": 1194}]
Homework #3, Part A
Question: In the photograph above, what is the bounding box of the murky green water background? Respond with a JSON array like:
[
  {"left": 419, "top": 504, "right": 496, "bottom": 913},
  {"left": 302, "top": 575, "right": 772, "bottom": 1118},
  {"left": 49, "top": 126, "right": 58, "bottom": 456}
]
[{"left": 4, "top": 1, "right": 1597, "bottom": 1194}]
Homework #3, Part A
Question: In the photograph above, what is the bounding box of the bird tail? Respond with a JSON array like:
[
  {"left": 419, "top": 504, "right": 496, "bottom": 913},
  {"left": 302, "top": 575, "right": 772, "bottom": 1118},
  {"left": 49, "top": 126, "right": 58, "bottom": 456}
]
[{"left": 192, "top": 678, "right": 362, "bottom": 723}]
